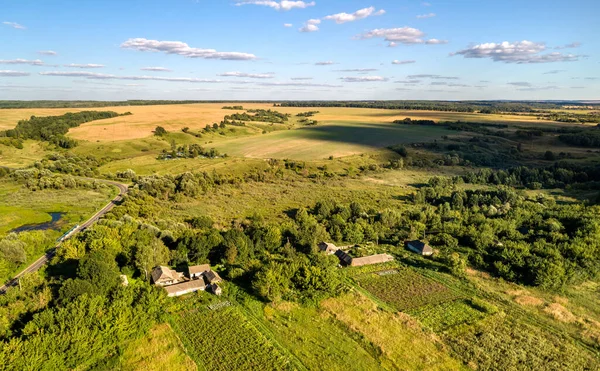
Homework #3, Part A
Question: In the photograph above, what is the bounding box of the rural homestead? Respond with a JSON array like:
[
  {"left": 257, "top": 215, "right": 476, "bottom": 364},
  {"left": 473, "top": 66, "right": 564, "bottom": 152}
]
[{"left": 152, "top": 265, "right": 223, "bottom": 297}]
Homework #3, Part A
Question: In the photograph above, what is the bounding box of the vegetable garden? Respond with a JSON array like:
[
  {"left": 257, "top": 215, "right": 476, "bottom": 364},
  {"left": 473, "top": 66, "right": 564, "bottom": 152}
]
[
  {"left": 354, "top": 268, "right": 459, "bottom": 311},
  {"left": 171, "top": 305, "right": 293, "bottom": 371}
]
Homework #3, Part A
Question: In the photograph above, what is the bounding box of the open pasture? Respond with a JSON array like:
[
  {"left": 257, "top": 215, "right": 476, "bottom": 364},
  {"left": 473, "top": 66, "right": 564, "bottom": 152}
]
[{"left": 354, "top": 268, "right": 459, "bottom": 311}]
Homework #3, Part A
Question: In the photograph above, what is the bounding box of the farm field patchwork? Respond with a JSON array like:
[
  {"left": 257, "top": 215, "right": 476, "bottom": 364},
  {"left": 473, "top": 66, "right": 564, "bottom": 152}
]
[
  {"left": 354, "top": 267, "right": 460, "bottom": 311},
  {"left": 262, "top": 302, "right": 384, "bottom": 371},
  {"left": 170, "top": 304, "right": 294, "bottom": 371},
  {"left": 321, "top": 292, "right": 464, "bottom": 370}
]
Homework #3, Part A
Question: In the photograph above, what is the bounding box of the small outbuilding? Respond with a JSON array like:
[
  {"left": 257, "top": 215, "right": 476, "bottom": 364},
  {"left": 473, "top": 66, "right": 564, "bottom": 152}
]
[
  {"left": 350, "top": 253, "right": 394, "bottom": 267},
  {"left": 318, "top": 242, "right": 338, "bottom": 255},
  {"left": 208, "top": 283, "right": 222, "bottom": 296},
  {"left": 188, "top": 264, "right": 211, "bottom": 279},
  {"left": 204, "top": 270, "right": 223, "bottom": 284},
  {"left": 405, "top": 240, "right": 434, "bottom": 256},
  {"left": 151, "top": 266, "right": 184, "bottom": 286},
  {"left": 334, "top": 250, "right": 353, "bottom": 266},
  {"left": 164, "top": 279, "right": 206, "bottom": 297}
]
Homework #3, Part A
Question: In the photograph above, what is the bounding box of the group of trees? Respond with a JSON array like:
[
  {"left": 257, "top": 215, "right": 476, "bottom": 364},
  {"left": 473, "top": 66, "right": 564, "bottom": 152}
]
[
  {"left": 412, "top": 177, "right": 600, "bottom": 289},
  {"left": 559, "top": 130, "right": 600, "bottom": 148},
  {"left": 3, "top": 168, "right": 108, "bottom": 191},
  {"left": 225, "top": 109, "right": 290, "bottom": 124},
  {"left": 157, "top": 144, "right": 224, "bottom": 160},
  {"left": 0, "top": 111, "right": 128, "bottom": 148},
  {"left": 296, "top": 111, "right": 319, "bottom": 117},
  {"left": 32, "top": 153, "right": 105, "bottom": 177}
]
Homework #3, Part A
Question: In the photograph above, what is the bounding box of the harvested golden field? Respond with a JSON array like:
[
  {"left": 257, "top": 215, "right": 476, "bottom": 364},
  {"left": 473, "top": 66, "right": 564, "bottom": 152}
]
[{"left": 1, "top": 103, "right": 550, "bottom": 142}]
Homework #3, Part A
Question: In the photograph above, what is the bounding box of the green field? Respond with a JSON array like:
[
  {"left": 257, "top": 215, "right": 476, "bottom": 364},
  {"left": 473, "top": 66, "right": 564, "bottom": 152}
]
[
  {"left": 210, "top": 121, "right": 451, "bottom": 160},
  {"left": 354, "top": 267, "right": 460, "bottom": 311},
  {"left": 171, "top": 303, "right": 294, "bottom": 371}
]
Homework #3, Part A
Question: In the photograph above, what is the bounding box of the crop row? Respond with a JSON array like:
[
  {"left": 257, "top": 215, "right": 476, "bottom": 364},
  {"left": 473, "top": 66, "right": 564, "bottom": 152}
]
[
  {"left": 172, "top": 305, "right": 292, "bottom": 371},
  {"left": 355, "top": 268, "right": 459, "bottom": 311}
]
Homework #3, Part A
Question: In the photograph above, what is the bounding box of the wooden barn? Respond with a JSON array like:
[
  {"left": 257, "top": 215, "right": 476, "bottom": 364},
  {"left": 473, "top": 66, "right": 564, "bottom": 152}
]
[{"left": 406, "top": 240, "right": 434, "bottom": 256}]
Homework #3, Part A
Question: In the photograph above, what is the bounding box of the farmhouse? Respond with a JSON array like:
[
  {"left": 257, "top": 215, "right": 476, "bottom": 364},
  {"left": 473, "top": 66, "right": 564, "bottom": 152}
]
[
  {"left": 406, "top": 240, "right": 434, "bottom": 256},
  {"left": 334, "top": 250, "right": 353, "bottom": 266},
  {"left": 151, "top": 266, "right": 184, "bottom": 286},
  {"left": 189, "top": 264, "right": 211, "bottom": 279},
  {"left": 351, "top": 254, "right": 395, "bottom": 267},
  {"left": 164, "top": 279, "right": 206, "bottom": 297},
  {"left": 318, "top": 241, "right": 338, "bottom": 255}
]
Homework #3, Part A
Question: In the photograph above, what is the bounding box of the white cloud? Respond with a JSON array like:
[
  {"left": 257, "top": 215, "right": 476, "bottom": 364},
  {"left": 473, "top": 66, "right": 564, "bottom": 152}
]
[
  {"left": 0, "top": 59, "right": 44, "bottom": 66},
  {"left": 407, "top": 74, "right": 458, "bottom": 79},
  {"left": 284, "top": 23, "right": 293, "bottom": 27},
  {"left": 120, "top": 38, "right": 257, "bottom": 60},
  {"left": 543, "top": 69, "right": 566, "bottom": 75},
  {"left": 64, "top": 63, "right": 105, "bottom": 69},
  {"left": 340, "top": 76, "right": 388, "bottom": 82},
  {"left": 392, "top": 60, "right": 416, "bottom": 65},
  {"left": 395, "top": 80, "right": 421, "bottom": 83},
  {"left": 315, "top": 61, "right": 335, "bottom": 65},
  {"left": 40, "top": 71, "right": 228, "bottom": 83},
  {"left": 299, "top": 19, "right": 320, "bottom": 32},
  {"left": 422, "top": 2, "right": 431, "bottom": 6},
  {"left": 555, "top": 42, "right": 581, "bottom": 50},
  {"left": 507, "top": 82, "right": 532, "bottom": 87},
  {"left": 3, "top": 21, "right": 26, "bottom": 30},
  {"left": 141, "top": 67, "right": 172, "bottom": 72},
  {"left": 416, "top": 13, "right": 435, "bottom": 19},
  {"left": 258, "top": 81, "right": 342, "bottom": 87},
  {"left": 291, "top": 77, "right": 313, "bottom": 80},
  {"left": 235, "top": 1, "right": 315, "bottom": 11},
  {"left": 217, "top": 71, "right": 275, "bottom": 79},
  {"left": 356, "top": 27, "right": 444, "bottom": 46},
  {"left": 38, "top": 50, "right": 57, "bottom": 56},
  {"left": 452, "top": 41, "right": 579, "bottom": 63},
  {"left": 425, "top": 39, "right": 448, "bottom": 44},
  {"left": 0, "top": 70, "right": 30, "bottom": 76},
  {"left": 323, "top": 7, "right": 385, "bottom": 24},
  {"left": 336, "top": 68, "right": 378, "bottom": 72}
]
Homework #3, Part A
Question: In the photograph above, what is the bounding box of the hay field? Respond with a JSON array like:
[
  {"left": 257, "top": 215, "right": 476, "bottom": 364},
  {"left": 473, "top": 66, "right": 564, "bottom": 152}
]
[{"left": 1, "top": 103, "right": 550, "bottom": 142}]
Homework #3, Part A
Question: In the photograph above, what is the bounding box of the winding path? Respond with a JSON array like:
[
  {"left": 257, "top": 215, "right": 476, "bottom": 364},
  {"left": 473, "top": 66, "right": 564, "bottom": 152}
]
[{"left": 0, "top": 176, "right": 128, "bottom": 294}]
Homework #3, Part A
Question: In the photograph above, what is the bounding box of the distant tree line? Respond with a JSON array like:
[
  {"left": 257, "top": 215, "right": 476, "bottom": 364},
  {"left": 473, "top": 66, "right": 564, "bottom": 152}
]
[{"left": 0, "top": 111, "right": 131, "bottom": 148}]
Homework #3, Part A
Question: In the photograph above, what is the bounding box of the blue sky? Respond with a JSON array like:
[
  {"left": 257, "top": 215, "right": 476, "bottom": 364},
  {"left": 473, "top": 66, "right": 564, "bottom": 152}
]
[{"left": 1, "top": 0, "right": 598, "bottom": 100}]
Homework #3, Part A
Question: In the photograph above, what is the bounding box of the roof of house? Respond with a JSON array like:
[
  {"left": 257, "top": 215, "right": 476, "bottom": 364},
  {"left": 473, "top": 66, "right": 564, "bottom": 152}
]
[
  {"left": 163, "top": 279, "right": 206, "bottom": 296},
  {"left": 350, "top": 253, "right": 394, "bottom": 267},
  {"left": 189, "top": 264, "right": 211, "bottom": 275},
  {"left": 406, "top": 240, "right": 433, "bottom": 253},
  {"left": 204, "top": 270, "right": 223, "bottom": 283},
  {"left": 319, "top": 242, "right": 337, "bottom": 250},
  {"left": 334, "top": 249, "right": 353, "bottom": 265},
  {"left": 151, "top": 266, "right": 180, "bottom": 283}
]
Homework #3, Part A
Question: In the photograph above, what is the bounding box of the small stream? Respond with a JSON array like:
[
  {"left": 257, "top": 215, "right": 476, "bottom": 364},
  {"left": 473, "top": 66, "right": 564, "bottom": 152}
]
[{"left": 11, "top": 212, "right": 65, "bottom": 233}]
